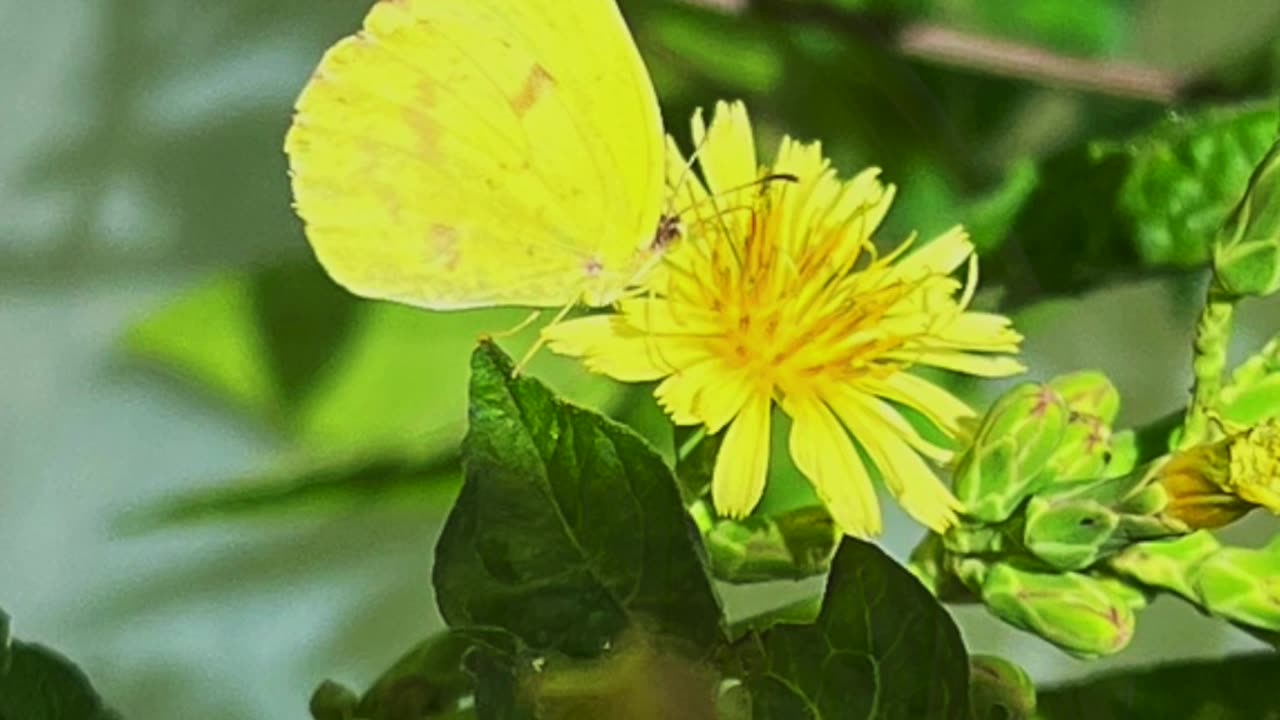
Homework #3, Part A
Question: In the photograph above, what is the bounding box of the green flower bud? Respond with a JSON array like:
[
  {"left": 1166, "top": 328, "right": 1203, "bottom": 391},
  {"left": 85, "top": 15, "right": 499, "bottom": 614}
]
[
  {"left": 1104, "top": 429, "right": 1140, "bottom": 476},
  {"left": 954, "top": 383, "right": 1069, "bottom": 522},
  {"left": 1047, "top": 371, "right": 1120, "bottom": 424},
  {"left": 1107, "top": 531, "right": 1222, "bottom": 600},
  {"left": 1113, "top": 512, "right": 1186, "bottom": 543},
  {"left": 908, "top": 532, "right": 979, "bottom": 602},
  {"left": 969, "top": 655, "right": 1037, "bottom": 720},
  {"left": 1039, "top": 458, "right": 1158, "bottom": 509},
  {"left": 704, "top": 506, "right": 838, "bottom": 583},
  {"left": 981, "top": 564, "right": 1138, "bottom": 658},
  {"left": 1194, "top": 535, "right": 1280, "bottom": 630},
  {"left": 1038, "top": 372, "right": 1121, "bottom": 483},
  {"left": 1213, "top": 138, "right": 1280, "bottom": 298},
  {"left": 1115, "top": 480, "right": 1167, "bottom": 516},
  {"left": 949, "top": 555, "right": 994, "bottom": 592},
  {"left": 1021, "top": 461, "right": 1185, "bottom": 571},
  {"left": 943, "top": 522, "right": 1009, "bottom": 556},
  {"left": 1022, "top": 497, "right": 1119, "bottom": 571},
  {"left": 1044, "top": 413, "right": 1113, "bottom": 484}
]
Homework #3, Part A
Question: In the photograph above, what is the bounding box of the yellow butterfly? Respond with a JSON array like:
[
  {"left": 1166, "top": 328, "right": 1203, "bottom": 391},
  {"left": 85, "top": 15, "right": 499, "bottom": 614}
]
[{"left": 284, "top": 0, "right": 670, "bottom": 311}]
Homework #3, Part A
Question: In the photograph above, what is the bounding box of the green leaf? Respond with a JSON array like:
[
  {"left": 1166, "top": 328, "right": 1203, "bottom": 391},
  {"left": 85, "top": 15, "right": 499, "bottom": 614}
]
[
  {"left": 248, "top": 263, "right": 362, "bottom": 414},
  {"left": 433, "top": 341, "right": 723, "bottom": 659},
  {"left": 969, "top": 654, "right": 1036, "bottom": 720},
  {"left": 121, "top": 451, "right": 460, "bottom": 530},
  {"left": 123, "top": 263, "right": 625, "bottom": 455},
  {"left": 0, "top": 610, "right": 122, "bottom": 720},
  {"left": 737, "top": 539, "right": 970, "bottom": 719},
  {"left": 987, "top": 103, "right": 1280, "bottom": 304},
  {"left": 674, "top": 425, "right": 720, "bottom": 504},
  {"left": 309, "top": 631, "right": 477, "bottom": 720},
  {"left": 464, "top": 640, "right": 534, "bottom": 720},
  {"left": 1036, "top": 653, "right": 1280, "bottom": 719},
  {"left": 121, "top": 263, "right": 630, "bottom": 525},
  {"left": 631, "top": 0, "right": 972, "bottom": 241},
  {"left": 356, "top": 632, "right": 476, "bottom": 720}
]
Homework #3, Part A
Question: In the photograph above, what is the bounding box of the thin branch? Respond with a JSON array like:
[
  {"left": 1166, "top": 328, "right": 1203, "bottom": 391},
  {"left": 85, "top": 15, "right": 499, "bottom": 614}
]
[
  {"left": 679, "top": 0, "right": 1187, "bottom": 103},
  {"left": 896, "top": 23, "right": 1182, "bottom": 103}
]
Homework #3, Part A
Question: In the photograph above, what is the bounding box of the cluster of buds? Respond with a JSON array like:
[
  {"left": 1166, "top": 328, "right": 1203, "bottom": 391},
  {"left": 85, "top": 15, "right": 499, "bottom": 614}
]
[{"left": 911, "top": 372, "right": 1280, "bottom": 658}]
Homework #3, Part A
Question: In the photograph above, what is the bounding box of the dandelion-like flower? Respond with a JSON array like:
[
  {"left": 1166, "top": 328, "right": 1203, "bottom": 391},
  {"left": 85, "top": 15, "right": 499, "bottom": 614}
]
[
  {"left": 544, "top": 101, "right": 1024, "bottom": 536},
  {"left": 1157, "top": 418, "right": 1280, "bottom": 529}
]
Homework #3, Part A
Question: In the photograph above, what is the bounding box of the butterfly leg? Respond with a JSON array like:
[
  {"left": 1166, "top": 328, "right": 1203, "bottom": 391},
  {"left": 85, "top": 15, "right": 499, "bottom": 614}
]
[{"left": 511, "top": 301, "right": 579, "bottom": 377}]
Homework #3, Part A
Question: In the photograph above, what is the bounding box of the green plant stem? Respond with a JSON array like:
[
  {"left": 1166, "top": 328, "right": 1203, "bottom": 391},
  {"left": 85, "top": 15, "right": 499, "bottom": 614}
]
[{"left": 1181, "top": 284, "right": 1237, "bottom": 448}]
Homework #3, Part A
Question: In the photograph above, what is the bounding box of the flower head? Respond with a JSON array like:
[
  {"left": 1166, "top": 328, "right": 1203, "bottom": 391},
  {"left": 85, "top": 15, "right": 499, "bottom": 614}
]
[
  {"left": 1157, "top": 418, "right": 1280, "bottom": 529},
  {"left": 544, "top": 101, "right": 1024, "bottom": 536}
]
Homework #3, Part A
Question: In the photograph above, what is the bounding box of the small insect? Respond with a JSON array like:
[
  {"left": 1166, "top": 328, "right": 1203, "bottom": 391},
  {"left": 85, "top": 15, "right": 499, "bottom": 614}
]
[{"left": 651, "top": 214, "right": 684, "bottom": 252}]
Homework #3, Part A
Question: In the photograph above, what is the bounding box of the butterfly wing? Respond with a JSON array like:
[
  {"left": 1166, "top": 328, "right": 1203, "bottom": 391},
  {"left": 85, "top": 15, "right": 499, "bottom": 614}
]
[{"left": 285, "top": 0, "right": 665, "bottom": 309}]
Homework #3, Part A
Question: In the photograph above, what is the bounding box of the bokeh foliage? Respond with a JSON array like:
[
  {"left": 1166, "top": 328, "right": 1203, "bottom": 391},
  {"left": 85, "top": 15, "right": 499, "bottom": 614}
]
[{"left": 7, "top": 0, "right": 1280, "bottom": 717}]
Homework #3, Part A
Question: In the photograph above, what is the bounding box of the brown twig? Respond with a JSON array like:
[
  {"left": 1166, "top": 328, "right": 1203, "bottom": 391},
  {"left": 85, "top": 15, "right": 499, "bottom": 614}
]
[
  {"left": 678, "top": 0, "right": 1187, "bottom": 103},
  {"left": 896, "top": 23, "right": 1182, "bottom": 103}
]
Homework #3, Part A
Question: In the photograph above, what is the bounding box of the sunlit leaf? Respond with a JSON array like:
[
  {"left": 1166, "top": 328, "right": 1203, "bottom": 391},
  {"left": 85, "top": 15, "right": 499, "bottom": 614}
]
[
  {"left": 434, "top": 342, "right": 724, "bottom": 659},
  {"left": 122, "top": 451, "right": 460, "bottom": 531}
]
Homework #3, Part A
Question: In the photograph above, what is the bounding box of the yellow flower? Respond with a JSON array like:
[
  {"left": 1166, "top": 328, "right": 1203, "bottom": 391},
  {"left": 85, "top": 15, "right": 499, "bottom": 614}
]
[
  {"left": 1157, "top": 418, "right": 1280, "bottom": 529},
  {"left": 544, "top": 101, "right": 1024, "bottom": 536}
]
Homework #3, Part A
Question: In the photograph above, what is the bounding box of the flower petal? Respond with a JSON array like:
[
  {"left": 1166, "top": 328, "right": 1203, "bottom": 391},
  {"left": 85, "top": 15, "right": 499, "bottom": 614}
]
[
  {"left": 616, "top": 297, "right": 721, "bottom": 336},
  {"left": 827, "top": 388, "right": 960, "bottom": 532},
  {"left": 921, "top": 312, "right": 1024, "bottom": 353},
  {"left": 655, "top": 360, "right": 752, "bottom": 431},
  {"left": 858, "top": 371, "right": 976, "bottom": 437},
  {"left": 888, "top": 349, "right": 1026, "bottom": 377},
  {"left": 784, "top": 394, "right": 882, "bottom": 537},
  {"left": 826, "top": 384, "right": 953, "bottom": 462},
  {"left": 892, "top": 226, "right": 972, "bottom": 280},
  {"left": 712, "top": 392, "right": 772, "bottom": 518},
  {"left": 542, "top": 315, "right": 671, "bottom": 381},
  {"left": 693, "top": 100, "right": 758, "bottom": 202}
]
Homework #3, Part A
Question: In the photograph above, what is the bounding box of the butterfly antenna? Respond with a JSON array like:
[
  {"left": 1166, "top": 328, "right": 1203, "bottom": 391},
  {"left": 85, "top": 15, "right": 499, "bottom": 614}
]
[
  {"left": 672, "top": 173, "right": 798, "bottom": 219},
  {"left": 665, "top": 128, "right": 712, "bottom": 212}
]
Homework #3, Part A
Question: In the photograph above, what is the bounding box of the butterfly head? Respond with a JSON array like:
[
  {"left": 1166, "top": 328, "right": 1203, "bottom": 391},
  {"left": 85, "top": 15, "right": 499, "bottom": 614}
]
[{"left": 650, "top": 213, "right": 684, "bottom": 252}]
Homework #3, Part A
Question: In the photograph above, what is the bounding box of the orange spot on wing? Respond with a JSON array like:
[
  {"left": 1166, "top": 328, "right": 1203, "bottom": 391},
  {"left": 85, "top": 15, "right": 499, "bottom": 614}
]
[
  {"left": 408, "top": 79, "right": 441, "bottom": 155},
  {"left": 511, "top": 63, "right": 554, "bottom": 117},
  {"left": 428, "top": 224, "right": 461, "bottom": 271}
]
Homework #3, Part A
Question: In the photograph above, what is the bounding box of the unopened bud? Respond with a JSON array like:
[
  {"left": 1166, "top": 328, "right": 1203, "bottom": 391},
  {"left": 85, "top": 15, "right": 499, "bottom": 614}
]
[
  {"left": 981, "top": 564, "right": 1138, "bottom": 658},
  {"left": 1048, "top": 371, "right": 1120, "bottom": 424},
  {"left": 1213, "top": 138, "right": 1280, "bottom": 298},
  {"left": 1022, "top": 497, "right": 1119, "bottom": 571},
  {"left": 1108, "top": 531, "right": 1222, "bottom": 600},
  {"left": 969, "top": 655, "right": 1036, "bottom": 720},
  {"left": 1194, "top": 535, "right": 1280, "bottom": 630},
  {"left": 954, "top": 384, "right": 1069, "bottom": 522}
]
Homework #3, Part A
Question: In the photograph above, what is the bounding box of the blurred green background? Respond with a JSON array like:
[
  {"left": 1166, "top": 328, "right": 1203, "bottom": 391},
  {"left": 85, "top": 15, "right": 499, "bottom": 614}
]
[{"left": 3, "top": 0, "right": 1280, "bottom": 717}]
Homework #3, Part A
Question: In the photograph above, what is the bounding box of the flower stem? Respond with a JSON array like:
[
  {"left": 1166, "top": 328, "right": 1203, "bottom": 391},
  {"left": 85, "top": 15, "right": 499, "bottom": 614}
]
[{"left": 1181, "top": 283, "right": 1236, "bottom": 449}]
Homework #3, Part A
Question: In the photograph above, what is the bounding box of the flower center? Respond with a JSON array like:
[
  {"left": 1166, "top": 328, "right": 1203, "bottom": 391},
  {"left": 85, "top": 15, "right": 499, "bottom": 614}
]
[{"left": 686, "top": 190, "right": 918, "bottom": 392}]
